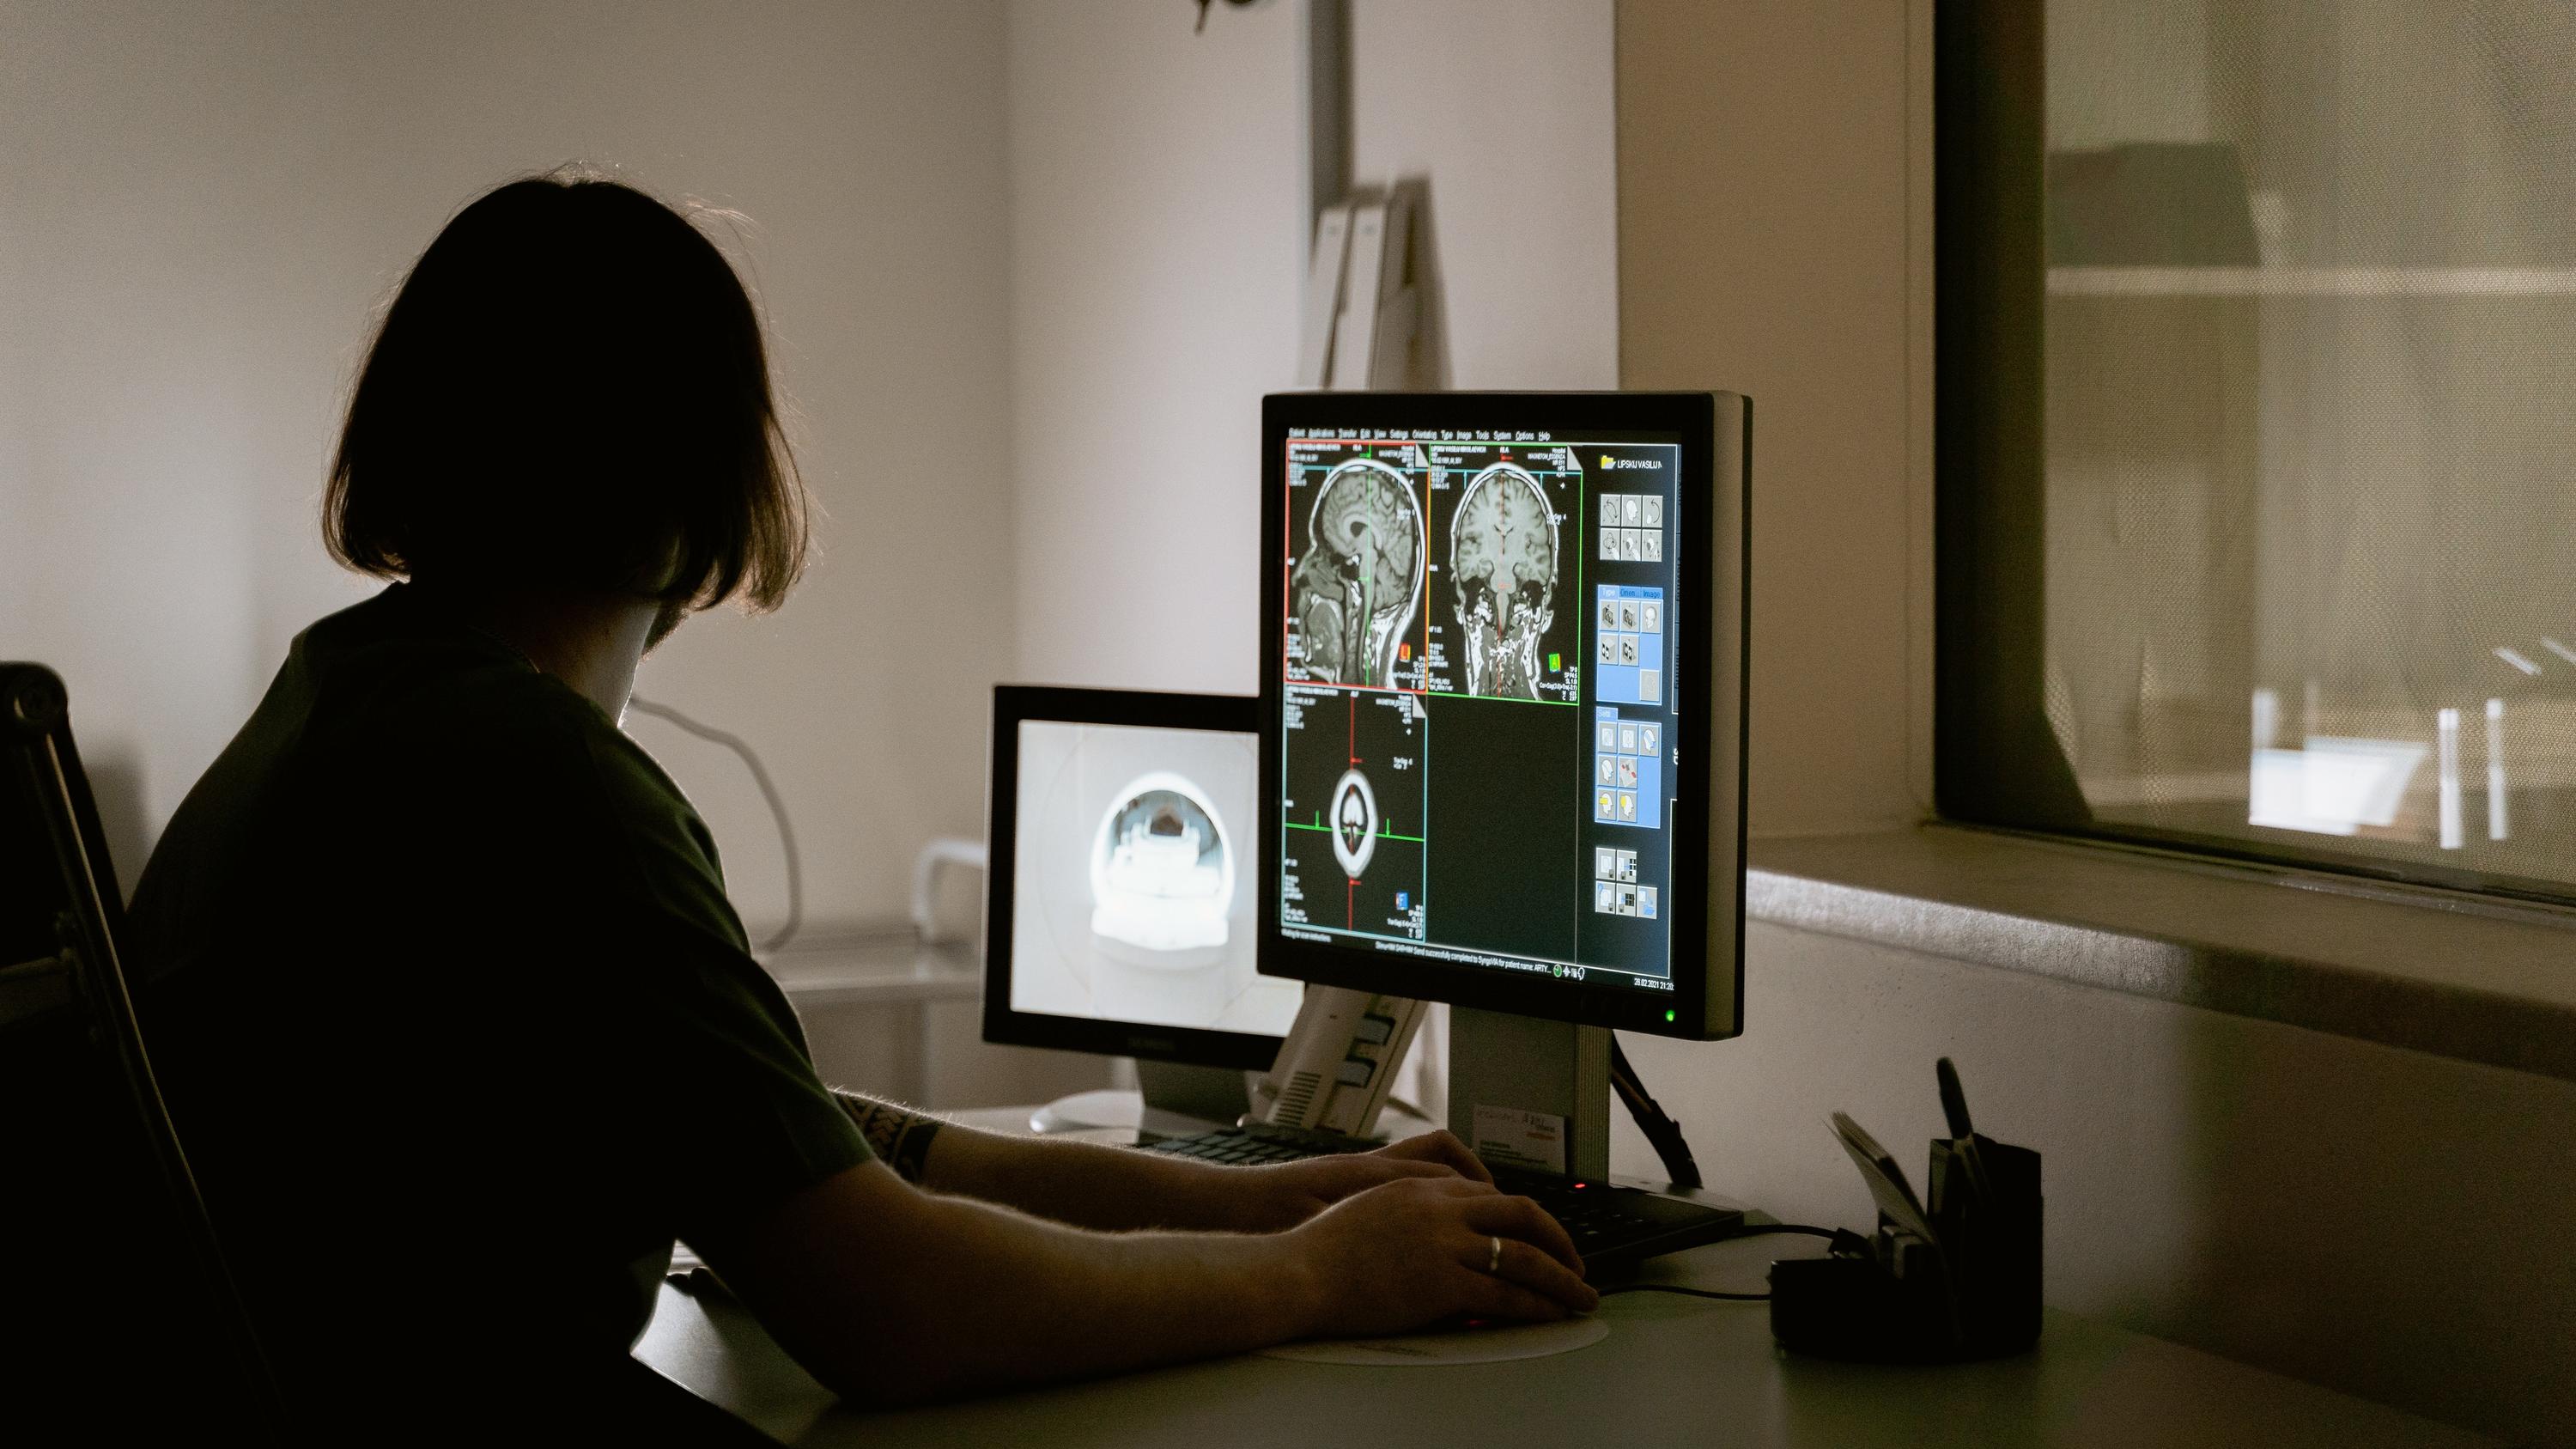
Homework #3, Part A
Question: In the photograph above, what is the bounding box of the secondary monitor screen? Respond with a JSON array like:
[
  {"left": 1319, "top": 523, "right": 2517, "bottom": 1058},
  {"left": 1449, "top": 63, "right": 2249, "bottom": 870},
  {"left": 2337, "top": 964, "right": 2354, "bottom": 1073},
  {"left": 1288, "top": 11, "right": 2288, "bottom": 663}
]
[
  {"left": 1007, "top": 718, "right": 1303, "bottom": 1038},
  {"left": 1260, "top": 392, "right": 1747, "bottom": 1039}
]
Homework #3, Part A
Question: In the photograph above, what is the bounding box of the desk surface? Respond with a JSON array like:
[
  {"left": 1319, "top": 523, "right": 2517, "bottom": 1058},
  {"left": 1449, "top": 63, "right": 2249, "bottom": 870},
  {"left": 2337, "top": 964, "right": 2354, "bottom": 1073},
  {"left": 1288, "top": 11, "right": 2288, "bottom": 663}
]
[
  {"left": 636, "top": 1097, "right": 2491, "bottom": 1447},
  {"left": 638, "top": 1233, "right": 2487, "bottom": 1449}
]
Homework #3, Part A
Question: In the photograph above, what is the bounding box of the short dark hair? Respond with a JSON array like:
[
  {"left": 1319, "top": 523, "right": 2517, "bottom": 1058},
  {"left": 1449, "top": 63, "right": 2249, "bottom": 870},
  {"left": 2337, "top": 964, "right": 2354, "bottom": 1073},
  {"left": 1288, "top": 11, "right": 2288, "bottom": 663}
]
[{"left": 325, "top": 168, "right": 808, "bottom": 612}]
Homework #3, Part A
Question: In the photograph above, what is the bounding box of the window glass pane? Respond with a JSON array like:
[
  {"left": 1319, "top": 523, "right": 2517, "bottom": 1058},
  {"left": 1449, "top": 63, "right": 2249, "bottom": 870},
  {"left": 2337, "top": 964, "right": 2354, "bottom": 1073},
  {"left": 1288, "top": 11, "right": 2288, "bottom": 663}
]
[{"left": 2041, "top": 2, "right": 2576, "bottom": 894}]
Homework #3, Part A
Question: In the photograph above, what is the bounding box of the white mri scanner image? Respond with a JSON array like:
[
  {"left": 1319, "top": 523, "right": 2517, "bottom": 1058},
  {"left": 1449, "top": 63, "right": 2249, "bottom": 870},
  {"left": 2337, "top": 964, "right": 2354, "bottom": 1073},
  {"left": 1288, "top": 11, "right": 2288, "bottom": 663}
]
[{"left": 1010, "top": 721, "right": 1303, "bottom": 1035}]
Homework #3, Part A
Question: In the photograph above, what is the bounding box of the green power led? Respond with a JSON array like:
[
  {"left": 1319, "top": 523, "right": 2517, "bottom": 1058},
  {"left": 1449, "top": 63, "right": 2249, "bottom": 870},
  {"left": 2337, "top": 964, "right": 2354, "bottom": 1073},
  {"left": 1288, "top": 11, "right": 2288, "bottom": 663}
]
[{"left": 1664, "top": 1009, "right": 1676, "bottom": 1023}]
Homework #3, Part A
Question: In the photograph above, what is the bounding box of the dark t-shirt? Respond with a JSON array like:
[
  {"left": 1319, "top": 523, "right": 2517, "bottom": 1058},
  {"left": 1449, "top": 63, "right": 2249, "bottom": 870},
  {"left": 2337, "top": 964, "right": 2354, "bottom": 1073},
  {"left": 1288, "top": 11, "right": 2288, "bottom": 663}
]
[{"left": 125, "top": 584, "right": 868, "bottom": 1419}]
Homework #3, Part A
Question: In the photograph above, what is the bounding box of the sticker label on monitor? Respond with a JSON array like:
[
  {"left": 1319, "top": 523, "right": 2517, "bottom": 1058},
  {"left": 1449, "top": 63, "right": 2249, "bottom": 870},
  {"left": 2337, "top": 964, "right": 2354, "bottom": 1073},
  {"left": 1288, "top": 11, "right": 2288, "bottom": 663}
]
[{"left": 1472, "top": 1105, "right": 1569, "bottom": 1175}]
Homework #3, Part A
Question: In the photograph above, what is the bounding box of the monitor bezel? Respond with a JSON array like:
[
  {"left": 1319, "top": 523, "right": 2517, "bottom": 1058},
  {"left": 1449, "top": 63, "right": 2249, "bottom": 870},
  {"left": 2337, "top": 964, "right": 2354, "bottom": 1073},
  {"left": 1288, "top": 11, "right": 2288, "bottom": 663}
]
[
  {"left": 1256, "top": 390, "right": 1747, "bottom": 1042},
  {"left": 981, "top": 684, "right": 1285, "bottom": 1071}
]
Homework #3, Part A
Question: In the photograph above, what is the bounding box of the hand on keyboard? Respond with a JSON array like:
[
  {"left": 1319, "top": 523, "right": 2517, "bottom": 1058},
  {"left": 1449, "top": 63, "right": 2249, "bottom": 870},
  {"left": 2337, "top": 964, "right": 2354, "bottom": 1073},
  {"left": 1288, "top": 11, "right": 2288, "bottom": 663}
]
[
  {"left": 1224, "top": 1130, "right": 1496, "bottom": 1232},
  {"left": 1282, "top": 1174, "right": 1598, "bottom": 1336}
]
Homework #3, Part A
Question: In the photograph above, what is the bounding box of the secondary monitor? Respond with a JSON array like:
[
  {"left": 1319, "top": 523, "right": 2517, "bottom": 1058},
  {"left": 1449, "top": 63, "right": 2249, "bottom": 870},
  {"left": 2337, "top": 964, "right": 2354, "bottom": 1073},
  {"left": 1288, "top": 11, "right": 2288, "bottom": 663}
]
[
  {"left": 1258, "top": 391, "right": 1748, "bottom": 1040},
  {"left": 982, "top": 685, "right": 1303, "bottom": 1070}
]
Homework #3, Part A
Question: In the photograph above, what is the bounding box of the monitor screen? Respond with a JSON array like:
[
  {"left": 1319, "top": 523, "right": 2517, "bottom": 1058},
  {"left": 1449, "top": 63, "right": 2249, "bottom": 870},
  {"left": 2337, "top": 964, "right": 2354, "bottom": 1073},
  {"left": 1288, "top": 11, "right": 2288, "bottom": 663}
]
[
  {"left": 984, "top": 688, "right": 1303, "bottom": 1068},
  {"left": 1259, "top": 392, "right": 1747, "bottom": 1039}
]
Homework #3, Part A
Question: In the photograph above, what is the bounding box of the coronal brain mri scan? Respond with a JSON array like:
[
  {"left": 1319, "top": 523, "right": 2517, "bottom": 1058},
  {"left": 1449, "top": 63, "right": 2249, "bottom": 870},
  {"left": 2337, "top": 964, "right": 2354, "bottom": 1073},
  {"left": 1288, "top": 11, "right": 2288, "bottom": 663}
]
[
  {"left": 1010, "top": 721, "right": 1301, "bottom": 1035},
  {"left": 1449, "top": 463, "right": 1559, "bottom": 699},
  {"left": 1289, "top": 458, "right": 1425, "bottom": 688}
]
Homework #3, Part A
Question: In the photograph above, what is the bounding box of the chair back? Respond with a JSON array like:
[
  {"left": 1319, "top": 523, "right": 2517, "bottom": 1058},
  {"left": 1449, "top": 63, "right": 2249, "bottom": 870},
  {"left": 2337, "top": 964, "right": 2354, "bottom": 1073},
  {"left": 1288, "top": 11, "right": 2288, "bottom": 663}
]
[{"left": 0, "top": 662, "right": 281, "bottom": 1440}]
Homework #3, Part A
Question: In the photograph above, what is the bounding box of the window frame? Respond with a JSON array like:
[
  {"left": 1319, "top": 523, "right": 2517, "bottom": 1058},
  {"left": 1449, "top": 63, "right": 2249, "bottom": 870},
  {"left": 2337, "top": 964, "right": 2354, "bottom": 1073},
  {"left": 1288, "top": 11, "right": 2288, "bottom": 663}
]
[{"left": 1931, "top": 2, "right": 2576, "bottom": 911}]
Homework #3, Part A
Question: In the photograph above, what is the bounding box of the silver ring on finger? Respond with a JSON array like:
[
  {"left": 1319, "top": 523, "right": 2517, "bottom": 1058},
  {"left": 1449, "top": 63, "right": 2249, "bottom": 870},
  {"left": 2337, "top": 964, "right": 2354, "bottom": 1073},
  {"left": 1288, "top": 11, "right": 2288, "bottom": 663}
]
[{"left": 1488, "top": 1235, "right": 1503, "bottom": 1274}]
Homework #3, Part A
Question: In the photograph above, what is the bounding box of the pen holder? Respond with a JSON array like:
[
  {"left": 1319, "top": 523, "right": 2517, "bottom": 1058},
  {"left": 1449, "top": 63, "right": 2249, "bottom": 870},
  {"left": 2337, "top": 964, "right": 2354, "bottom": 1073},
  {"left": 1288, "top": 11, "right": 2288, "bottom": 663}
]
[{"left": 1768, "top": 1135, "right": 2043, "bottom": 1363}]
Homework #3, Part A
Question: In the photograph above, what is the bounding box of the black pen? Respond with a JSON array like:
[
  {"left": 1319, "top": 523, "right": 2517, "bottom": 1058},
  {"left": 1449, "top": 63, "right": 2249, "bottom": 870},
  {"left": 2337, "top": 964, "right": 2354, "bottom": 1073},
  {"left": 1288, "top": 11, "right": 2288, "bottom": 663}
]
[{"left": 1936, "top": 1057, "right": 1994, "bottom": 1206}]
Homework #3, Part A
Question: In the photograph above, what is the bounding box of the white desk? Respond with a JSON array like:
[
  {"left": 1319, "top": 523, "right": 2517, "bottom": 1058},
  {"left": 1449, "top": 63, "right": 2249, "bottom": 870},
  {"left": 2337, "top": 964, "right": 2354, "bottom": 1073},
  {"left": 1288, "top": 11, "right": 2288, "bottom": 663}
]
[{"left": 634, "top": 1099, "right": 2492, "bottom": 1448}]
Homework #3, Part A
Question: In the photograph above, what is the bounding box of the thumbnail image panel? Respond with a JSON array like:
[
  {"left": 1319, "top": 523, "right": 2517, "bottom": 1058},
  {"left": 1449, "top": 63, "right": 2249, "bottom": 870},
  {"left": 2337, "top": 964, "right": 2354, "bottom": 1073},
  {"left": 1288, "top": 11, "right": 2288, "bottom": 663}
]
[
  {"left": 1426, "top": 454, "right": 1581, "bottom": 703},
  {"left": 1285, "top": 451, "right": 1429, "bottom": 691},
  {"left": 1279, "top": 686, "right": 1427, "bottom": 939}
]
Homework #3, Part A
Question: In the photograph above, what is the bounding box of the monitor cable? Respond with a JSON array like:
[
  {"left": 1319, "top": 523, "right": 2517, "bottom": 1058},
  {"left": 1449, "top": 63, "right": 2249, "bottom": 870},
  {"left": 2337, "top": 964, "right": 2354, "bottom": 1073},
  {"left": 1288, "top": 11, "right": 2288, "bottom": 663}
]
[
  {"left": 626, "top": 696, "right": 804, "bottom": 954},
  {"left": 1609, "top": 1035, "right": 1703, "bottom": 1190},
  {"left": 1595, "top": 1224, "right": 1862, "bottom": 1302}
]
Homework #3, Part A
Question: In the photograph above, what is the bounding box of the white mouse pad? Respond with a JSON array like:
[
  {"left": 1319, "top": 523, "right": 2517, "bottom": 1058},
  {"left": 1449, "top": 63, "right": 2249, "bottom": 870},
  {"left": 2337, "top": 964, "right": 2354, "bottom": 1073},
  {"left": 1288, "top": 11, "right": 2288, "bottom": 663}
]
[{"left": 1256, "top": 1316, "right": 1608, "bottom": 1367}]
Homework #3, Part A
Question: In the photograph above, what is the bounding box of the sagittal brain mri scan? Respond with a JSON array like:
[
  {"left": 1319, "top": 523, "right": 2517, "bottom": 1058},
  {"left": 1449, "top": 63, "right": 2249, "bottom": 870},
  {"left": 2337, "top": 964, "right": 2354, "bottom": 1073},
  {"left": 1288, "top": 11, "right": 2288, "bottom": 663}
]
[
  {"left": 1089, "top": 774, "right": 1233, "bottom": 959},
  {"left": 1290, "top": 459, "right": 1425, "bottom": 689},
  {"left": 1449, "top": 463, "right": 1559, "bottom": 699}
]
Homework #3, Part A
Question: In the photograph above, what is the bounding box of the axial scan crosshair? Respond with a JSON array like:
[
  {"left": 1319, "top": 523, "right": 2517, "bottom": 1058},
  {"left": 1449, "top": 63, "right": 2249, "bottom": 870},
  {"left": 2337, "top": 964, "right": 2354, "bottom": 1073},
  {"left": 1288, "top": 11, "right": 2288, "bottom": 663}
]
[
  {"left": 1328, "top": 768, "right": 1378, "bottom": 880},
  {"left": 1290, "top": 458, "right": 1425, "bottom": 688},
  {"left": 1449, "top": 463, "right": 1559, "bottom": 698}
]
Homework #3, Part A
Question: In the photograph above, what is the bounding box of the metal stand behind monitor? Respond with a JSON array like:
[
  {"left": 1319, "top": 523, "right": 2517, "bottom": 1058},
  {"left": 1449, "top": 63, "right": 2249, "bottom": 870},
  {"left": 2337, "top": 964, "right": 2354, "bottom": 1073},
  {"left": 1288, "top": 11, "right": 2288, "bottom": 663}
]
[
  {"left": 1029, "top": 1008, "right": 1620, "bottom": 1188},
  {"left": 1448, "top": 1008, "right": 1613, "bottom": 1181}
]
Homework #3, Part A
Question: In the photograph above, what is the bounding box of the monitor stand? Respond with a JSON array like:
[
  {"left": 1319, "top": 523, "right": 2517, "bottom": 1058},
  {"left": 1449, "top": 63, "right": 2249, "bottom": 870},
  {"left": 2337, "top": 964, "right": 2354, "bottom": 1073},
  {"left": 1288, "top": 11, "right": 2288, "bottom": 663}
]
[
  {"left": 1445, "top": 1006, "right": 1612, "bottom": 1180},
  {"left": 1029, "top": 1059, "right": 1254, "bottom": 1137}
]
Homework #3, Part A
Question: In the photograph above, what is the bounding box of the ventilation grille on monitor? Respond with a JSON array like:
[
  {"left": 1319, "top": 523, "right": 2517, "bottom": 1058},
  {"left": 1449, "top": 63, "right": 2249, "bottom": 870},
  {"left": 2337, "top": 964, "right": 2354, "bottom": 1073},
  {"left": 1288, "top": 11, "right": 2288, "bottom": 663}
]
[{"left": 1274, "top": 1069, "right": 1323, "bottom": 1124}]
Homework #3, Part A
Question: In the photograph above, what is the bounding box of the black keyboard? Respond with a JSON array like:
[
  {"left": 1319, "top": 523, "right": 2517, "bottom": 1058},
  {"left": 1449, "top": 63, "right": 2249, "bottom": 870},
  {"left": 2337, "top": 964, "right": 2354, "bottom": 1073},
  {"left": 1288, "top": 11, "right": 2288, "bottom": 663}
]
[
  {"left": 1142, "top": 1125, "right": 1744, "bottom": 1271},
  {"left": 1143, "top": 1121, "right": 1367, "bottom": 1166},
  {"left": 1498, "top": 1172, "right": 1744, "bottom": 1271}
]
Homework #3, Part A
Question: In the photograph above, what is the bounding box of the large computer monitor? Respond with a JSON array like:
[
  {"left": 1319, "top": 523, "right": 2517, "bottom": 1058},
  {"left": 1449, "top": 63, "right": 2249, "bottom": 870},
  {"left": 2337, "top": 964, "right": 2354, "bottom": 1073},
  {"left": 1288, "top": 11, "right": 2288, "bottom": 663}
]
[
  {"left": 1258, "top": 391, "right": 1750, "bottom": 1051},
  {"left": 982, "top": 686, "right": 1303, "bottom": 1076}
]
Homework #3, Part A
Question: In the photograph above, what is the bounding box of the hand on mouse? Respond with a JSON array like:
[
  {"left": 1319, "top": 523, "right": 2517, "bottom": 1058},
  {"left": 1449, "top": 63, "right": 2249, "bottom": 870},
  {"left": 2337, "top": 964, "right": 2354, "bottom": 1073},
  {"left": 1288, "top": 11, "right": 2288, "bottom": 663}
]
[
  {"left": 1274, "top": 1174, "right": 1597, "bottom": 1338},
  {"left": 1213, "top": 1130, "right": 1494, "bottom": 1232}
]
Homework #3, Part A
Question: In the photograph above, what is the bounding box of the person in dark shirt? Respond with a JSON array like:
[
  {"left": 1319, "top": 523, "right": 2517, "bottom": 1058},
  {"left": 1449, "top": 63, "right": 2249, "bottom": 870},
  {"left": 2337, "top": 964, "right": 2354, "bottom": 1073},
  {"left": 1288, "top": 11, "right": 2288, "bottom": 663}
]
[{"left": 125, "top": 169, "right": 1592, "bottom": 1432}]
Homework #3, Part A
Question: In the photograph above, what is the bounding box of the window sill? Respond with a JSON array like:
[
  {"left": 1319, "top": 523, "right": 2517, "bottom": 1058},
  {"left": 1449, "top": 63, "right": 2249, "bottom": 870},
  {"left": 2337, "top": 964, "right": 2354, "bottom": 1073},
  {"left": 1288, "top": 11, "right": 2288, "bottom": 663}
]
[{"left": 1746, "top": 825, "right": 2576, "bottom": 1084}]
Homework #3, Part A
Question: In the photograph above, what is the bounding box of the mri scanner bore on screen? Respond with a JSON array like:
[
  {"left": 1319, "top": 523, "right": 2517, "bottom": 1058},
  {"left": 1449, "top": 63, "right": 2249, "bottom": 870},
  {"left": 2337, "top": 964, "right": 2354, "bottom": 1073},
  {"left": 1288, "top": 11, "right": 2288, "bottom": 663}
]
[
  {"left": 1090, "top": 773, "right": 1234, "bottom": 964},
  {"left": 985, "top": 691, "right": 1298, "bottom": 1068}
]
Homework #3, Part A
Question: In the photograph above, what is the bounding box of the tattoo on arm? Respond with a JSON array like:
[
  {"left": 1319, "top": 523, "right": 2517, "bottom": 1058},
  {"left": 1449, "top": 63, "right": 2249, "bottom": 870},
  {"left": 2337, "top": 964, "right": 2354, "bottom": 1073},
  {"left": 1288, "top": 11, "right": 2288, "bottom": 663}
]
[{"left": 833, "top": 1091, "right": 943, "bottom": 1184}]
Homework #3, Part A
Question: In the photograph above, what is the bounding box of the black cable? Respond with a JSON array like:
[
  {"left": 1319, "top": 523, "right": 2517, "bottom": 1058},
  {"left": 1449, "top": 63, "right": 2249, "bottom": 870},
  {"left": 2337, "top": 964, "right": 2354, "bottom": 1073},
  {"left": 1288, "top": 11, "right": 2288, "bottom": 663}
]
[
  {"left": 1601, "top": 1283, "right": 1770, "bottom": 1301},
  {"left": 625, "top": 696, "right": 803, "bottom": 953},
  {"left": 1596, "top": 1224, "right": 1850, "bottom": 1305},
  {"left": 1608, "top": 1035, "right": 1703, "bottom": 1189},
  {"left": 1724, "top": 1223, "right": 1843, "bottom": 1243}
]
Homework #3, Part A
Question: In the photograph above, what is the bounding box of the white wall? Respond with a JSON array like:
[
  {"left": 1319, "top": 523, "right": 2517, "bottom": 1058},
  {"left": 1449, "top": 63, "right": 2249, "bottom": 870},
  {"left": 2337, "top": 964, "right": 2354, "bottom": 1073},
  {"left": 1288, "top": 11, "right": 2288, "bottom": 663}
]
[
  {"left": 1349, "top": 0, "right": 1620, "bottom": 391},
  {"left": 1004, "top": 0, "right": 1308, "bottom": 697},
  {"left": 1003, "top": 0, "right": 1622, "bottom": 693},
  {"left": 1616, "top": 0, "right": 1929, "bottom": 837},
  {"left": 0, "top": 1, "right": 1012, "bottom": 932}
]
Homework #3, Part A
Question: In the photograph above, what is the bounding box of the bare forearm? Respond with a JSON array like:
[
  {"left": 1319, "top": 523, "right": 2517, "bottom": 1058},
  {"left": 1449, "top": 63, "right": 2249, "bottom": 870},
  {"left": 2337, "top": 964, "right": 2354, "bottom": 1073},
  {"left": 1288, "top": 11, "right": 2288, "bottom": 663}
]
[
  {"left": 710, "top": 1162, "right": 1319, "bottom": 1407},
  {"left": 698, "top": 1159, "right": 1596, "bottom": 1410},
  {"left": 830, "top": 1089, "right": 1243, "bottom": 1231},
  {"left": 844, "top": 1191, "right": 1315, "bottom": 1402}
]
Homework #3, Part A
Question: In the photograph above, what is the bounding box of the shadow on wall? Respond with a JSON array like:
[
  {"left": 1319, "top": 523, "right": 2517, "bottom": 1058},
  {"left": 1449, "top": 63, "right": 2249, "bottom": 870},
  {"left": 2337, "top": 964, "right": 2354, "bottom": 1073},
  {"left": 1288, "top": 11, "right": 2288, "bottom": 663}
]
[
  {"left": 2174, "top": 1005, "right": 2576, "bottom": 1445},
  {"left": 1393, "top": 175, "right": 1450, "bottom": 390},
  {"left": 83, "top": 750, "right": 153, "bottom": 902},
  {"left": 1329, "top": 177, "right": 1451, "bottom": 392}
]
